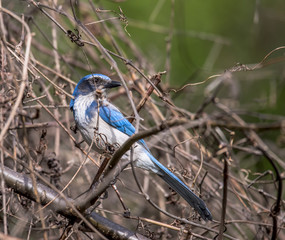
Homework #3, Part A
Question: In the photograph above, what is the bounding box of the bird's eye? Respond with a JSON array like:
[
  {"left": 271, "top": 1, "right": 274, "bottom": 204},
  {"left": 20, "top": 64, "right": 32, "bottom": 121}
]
[{"left": 89, "top": 77, "right": 98, "bottom": 86}]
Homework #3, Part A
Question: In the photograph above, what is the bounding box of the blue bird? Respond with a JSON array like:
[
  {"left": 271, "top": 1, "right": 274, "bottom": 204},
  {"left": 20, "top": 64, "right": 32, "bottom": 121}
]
[{"left": 70, "top": 74, "right": 212, "bottom": 221}]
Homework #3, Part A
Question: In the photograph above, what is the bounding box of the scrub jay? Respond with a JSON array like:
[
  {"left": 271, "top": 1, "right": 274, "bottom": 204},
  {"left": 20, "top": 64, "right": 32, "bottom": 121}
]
[{"left": 70, "top": 74, "right": 212, "bottom": 221}]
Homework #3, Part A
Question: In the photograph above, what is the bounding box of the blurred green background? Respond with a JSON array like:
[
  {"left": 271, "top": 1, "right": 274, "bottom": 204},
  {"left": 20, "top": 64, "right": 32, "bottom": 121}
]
[{"left": 100, "top": 0, "right": 285, "bottom": 114}]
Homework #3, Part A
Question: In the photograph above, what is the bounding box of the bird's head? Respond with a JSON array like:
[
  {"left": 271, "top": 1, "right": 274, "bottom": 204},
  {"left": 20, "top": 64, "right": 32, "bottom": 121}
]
[{"left": 70, "top": 74, "right": 121, "bottom": 110}]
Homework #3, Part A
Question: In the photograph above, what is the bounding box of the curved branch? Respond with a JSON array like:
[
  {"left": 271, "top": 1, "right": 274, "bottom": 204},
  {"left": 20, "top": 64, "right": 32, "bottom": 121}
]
[
  {"left": 0, "top": 166, "right": 149, "bottom": 240},
  {"left": 74, "top": 118, "right": 194, "bottom": 213},
  {"left": 106, "top": 118, "right": 189, "bottom": 172}
]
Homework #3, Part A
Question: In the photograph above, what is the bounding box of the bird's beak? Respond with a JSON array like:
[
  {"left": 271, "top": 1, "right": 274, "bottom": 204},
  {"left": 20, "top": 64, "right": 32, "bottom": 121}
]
[{"left": 103, "top": 80, "right": 121, "bottom": 89}]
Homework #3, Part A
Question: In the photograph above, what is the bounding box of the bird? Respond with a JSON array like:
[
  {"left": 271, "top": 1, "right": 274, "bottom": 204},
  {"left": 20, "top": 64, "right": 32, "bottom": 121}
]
[{"left": 70, "top": 73, "right": 212, "bottom": 221}]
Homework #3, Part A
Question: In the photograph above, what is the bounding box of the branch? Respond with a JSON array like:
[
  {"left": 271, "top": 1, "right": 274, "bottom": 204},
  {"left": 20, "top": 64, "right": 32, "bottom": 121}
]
[{"left": 0, "top": 166, "right": 149, "bottom": 240}]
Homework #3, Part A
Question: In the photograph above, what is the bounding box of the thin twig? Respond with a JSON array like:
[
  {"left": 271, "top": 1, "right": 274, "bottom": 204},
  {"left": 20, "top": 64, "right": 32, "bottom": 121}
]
[{"left": 0, "top": 7, "right": 31, "bottom": 141}]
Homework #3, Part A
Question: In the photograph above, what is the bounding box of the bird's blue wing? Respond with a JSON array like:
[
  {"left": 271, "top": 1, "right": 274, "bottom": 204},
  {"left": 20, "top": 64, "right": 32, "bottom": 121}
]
[{"left": 99, "top": 104, "right": 149, "bottom": 149}]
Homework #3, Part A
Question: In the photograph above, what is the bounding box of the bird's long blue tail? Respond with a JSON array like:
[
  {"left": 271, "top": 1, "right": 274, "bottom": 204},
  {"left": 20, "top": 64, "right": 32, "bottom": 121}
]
[{"left": 149, "top": 154, "right": 212, "bottom": 221}]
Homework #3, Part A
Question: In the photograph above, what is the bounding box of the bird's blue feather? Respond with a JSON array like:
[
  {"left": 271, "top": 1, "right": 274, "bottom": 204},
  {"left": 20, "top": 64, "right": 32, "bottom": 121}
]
[{"left": 99, "top": 105, "right": 149, "bottom": 149}]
